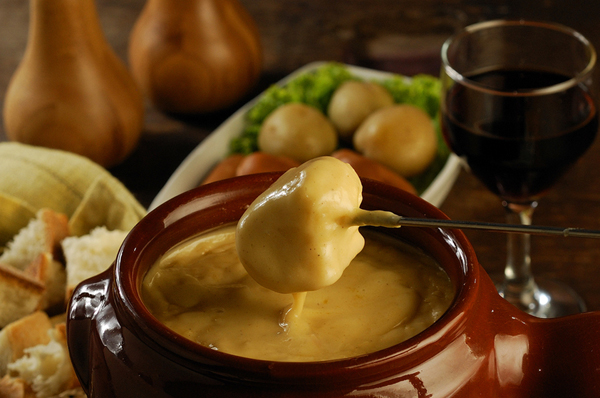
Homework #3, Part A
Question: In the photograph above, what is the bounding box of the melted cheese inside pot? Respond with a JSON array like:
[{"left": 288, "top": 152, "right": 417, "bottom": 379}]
[{"left": 142, "top": 225, "right": 454, "bottom": 362}]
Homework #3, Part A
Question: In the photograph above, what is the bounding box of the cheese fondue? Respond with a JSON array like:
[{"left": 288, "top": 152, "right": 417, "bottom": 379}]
[
  {"left": 142, "top": 156, "right": 454, "bottom": 362},
  {"left": 142, "top": 225, "right": 453, "bottom": 362}
]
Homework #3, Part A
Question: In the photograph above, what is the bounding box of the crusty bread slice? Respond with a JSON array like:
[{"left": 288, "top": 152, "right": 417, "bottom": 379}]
[
  {"left": 0, "top": 264, "right": 44, "bottom": 329},
  {"left": 0, "top": 375, "right": 37, "bottom": 398},
  {"left": 62, "top": 226, "right": 127, "bottom": 299},
  {"left": 0, "top": 312, "right": 52, "bottom": 377},
  {"left": 7, "top": 323, "right": 80, "bottom": 398},
  {"left": 0, "top": 209, "right": 69, "bottom": 271},
  {"left": 0, "top": 208, "right": 69, "bottom": 313},
  {"left": 24, "top": 254, "right": 67, "bottom": 315}
]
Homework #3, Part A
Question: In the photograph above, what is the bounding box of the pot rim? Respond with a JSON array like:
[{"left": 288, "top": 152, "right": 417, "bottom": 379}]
[{"left": 113, "top": 173, "right": 480, "bottom": 382}]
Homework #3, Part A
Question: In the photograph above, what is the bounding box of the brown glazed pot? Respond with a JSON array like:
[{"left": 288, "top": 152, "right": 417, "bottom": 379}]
[{"left": 67, "top": 173, "right": 600, "bottom": 397}]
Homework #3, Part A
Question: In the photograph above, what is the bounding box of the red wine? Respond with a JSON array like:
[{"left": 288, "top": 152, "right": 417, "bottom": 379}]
[{"left": 442, "top": 69, "right": 598, "bottom": 204}]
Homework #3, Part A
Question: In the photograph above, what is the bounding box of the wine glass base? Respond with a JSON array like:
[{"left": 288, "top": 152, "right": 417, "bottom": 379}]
[{"left": 491, "top": 275, "right": 587, "bottom": 318}]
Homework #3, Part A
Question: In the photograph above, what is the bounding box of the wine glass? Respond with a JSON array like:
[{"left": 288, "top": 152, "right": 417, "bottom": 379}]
[{"left": 440, "top": 20, "right": 598, "bottom": 318}]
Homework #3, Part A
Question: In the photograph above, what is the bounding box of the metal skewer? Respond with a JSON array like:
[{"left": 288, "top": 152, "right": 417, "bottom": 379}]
[
  {"left": 352, "top": 210, "right": 600, "bottom": 239},
  {"left": 395, "top": 217, "right": 600, "bottom": 238}
]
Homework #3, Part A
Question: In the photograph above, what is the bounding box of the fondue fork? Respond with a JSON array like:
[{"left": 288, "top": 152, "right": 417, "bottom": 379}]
[{"left": 353, "top": 210, "right": 600, "bottom": 239}]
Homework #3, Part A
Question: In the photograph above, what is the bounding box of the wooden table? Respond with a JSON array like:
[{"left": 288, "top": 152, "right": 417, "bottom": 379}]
[{"left": 1, "top": 0, "right": 599, "bottom": 311}]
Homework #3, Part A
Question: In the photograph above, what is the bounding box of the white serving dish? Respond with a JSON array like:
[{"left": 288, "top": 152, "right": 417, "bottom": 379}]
[{"left": 149, "top": 62, "right": 462, "bottom": 211}]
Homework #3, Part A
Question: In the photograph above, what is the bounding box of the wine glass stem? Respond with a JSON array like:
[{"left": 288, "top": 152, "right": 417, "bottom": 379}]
[{"left": 500, "top": 201, "right": 541, "bottom": 312}]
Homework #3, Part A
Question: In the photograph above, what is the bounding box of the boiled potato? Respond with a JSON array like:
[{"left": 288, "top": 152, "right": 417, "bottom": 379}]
[
  {"left": 258, "top": 103, "right": 338, "bottom": 163},
  {"left": 353, "top": 104, "right": 437, "bottom": 177},
  {"left": 327, "top": 81, "right": 394, "bottom": 140}
]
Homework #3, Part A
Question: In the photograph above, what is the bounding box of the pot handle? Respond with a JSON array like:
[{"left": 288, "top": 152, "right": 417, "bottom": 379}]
[
  {"left": 489, "top": 291, "right": 600, "bottom": 396},
  {"left": 524, "top": 311, "right": 600, "bottom": 397},
  {"left": 480, "top": 273, "right": 600, "bottom": 397},
  {"left": 66, "top": 267, "right": 114, "bottom": 392}
]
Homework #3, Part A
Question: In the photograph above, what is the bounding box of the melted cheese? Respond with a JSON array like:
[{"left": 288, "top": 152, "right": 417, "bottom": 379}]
[
  {"left": 235, "top": 156, "right": 366, "bottom": 294},
  {"left": 142, "top": 226, "right": 454, "bottom": 362}
]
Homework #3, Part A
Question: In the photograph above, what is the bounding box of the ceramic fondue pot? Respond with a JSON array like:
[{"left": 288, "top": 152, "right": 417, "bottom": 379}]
[{"left": 67, "top": 173, "right": 600, "bottom": 397}]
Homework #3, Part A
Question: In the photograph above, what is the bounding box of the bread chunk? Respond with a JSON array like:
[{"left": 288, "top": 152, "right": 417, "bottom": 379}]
[
  {"left": 0, "top": 312, "right": 52, "bottom": 376},
  {"left": 0, "top": 265, "right": 44, "bottom": 329},
  {"left": 0, "top": 209, "right": 69, "bottom": 271},
  {"left": 24, "top": 254, "right": 67, "bottom": 314},
  {"left": 0, "top": 209, "right": 69, "bottom": 314},
  {"left": 6, "top": 324, "right": 80, "bottom": 398},
  {"left": 62, "top": 226, "right": 127, "bottom": 299},
  {"left": 0, "top": 375, "right": 37, "bottom": 398}
]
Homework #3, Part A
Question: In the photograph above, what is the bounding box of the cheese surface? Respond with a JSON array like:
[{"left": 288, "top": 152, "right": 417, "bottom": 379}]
[{"left": 142, "top": 225, "right": 454, "bottom": 362}]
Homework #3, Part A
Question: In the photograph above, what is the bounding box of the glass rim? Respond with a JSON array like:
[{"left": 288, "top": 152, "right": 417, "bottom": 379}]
[{"left": 440, "top": 19, "right": 597, "bottom": 96}]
